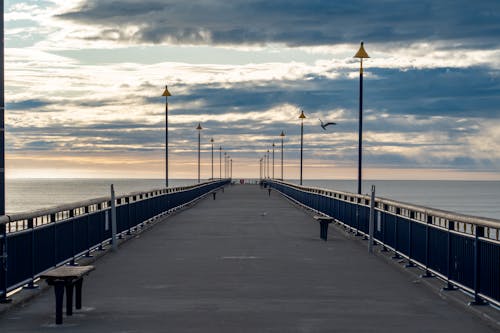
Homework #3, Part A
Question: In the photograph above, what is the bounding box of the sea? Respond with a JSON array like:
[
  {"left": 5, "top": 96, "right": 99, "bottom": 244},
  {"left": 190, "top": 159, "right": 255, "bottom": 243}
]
[{"left": 4, "top": 178, "right": 500, "bottom": 221}]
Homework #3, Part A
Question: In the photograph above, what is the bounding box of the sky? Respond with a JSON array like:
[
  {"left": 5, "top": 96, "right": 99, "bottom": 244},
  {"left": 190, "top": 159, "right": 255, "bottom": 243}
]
[{"left": 3, "top": 0, "right": 500, "bottom": 180}]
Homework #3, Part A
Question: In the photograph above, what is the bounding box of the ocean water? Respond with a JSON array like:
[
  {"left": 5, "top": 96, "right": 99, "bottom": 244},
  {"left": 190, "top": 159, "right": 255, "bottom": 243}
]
[
  {"left": 5, "top": 178, "right": 197, "bottom": 214},
  {"left": 4, "top": 178, "right": 500, "bottom": 220},
  {"left": 298, "top": 179, "right": 500, "bottom": 220}
]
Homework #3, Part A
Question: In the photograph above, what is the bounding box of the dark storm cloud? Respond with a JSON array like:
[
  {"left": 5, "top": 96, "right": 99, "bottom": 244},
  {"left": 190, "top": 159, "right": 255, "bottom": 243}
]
[
  {"left": 58, "top": 0, "right": 500, "bottom": 47},
  {"left": 7, "top": 99, "right": 53, "bottom": 111},
  {"left": 160, "top": 66, "right": 500, "bottom": 120}
]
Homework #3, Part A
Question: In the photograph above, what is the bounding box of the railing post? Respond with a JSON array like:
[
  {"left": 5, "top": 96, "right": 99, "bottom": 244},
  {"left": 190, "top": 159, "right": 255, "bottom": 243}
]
[
  {"left": 0, "top": 221, "right": 11, "bottom": 303},
  {"left": 470, "top": 226, "right": 487, "bottom": 305},
  {"left": 368, "top": 185, "right": 375, "bottom": 254}
]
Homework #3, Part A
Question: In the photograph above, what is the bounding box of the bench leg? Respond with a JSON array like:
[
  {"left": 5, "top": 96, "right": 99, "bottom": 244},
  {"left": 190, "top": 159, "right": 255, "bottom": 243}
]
[
  {"left": 53, "top": 282, "right": 65, "bottom": 325},
  {"left": 75, "top": 278, "right": 83, "bottom": 310},
  {"left": 65, "top": 283, "right": 74, "bottom": 316}
]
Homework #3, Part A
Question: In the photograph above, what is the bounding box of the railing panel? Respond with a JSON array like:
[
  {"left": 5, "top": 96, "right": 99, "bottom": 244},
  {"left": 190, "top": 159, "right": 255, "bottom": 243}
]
[
  {"left": 410, "top": 222, "right": 426, "bottom": 264},
  {"left": 55, "top": 221, "right": 75, "bottom": 264},
  {"left": 396, "top": 217, "right": 410, "bottom": 255},
  {"left": 34, "top": 225, "right": 56, "bottom": 274},
  {"left": 479, "top": 240, "right": 500, "bottom": 300},
  {"left": 384, "top": 213, "right": 396, "bottom": 249},
  {"left": 428, "top": 227, "right": 447, "bottom": 275},
  {"left": 74, "top": 216, "right": 90, "bottom": 255},
  {"left": 450, "top": 233, "right": 475, "bottom": 288},
  {"left": 6, "top": 231, "right": 32, "bottom": 287}
]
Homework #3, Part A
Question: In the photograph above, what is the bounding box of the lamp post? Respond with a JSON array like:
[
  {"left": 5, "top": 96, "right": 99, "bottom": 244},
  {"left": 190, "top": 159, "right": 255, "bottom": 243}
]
[
  {"left": 219, "top": 146, "right": 222, "bottom": 179},
  {"left": 210, "top": 138, "right": 214, "bottom": 180},
  {"left": 162, "top": 86, "right": 171, "bottom": 187},
  {"left": 196, "top": 123, "right": 202, "bottom": 183},
  {"left": 260, "top": 158, "right": 263, "bottom": 180},
  {"left": 266, "top": 149, "right": 270, "bottom": 179},
  {"left": 354, "top": 41, "right": 369, "bottom": 195},
  {"left": 0, "top": 1, "right": 10, "bottom": 304},
  {"left": 272, "top": 143, "right": 275, "bottom": 179},
  {"left": 280, "top": 131, "right": 285, "bottom": 180},
  {"left": 299, "top": 110, "right": 306, "bottom": 185},
  {"left": 230, "top": 159, "right": 233, "bottom": 179},
  {"left": 224, "top": 152, "right": 227, "bottom": 178}
]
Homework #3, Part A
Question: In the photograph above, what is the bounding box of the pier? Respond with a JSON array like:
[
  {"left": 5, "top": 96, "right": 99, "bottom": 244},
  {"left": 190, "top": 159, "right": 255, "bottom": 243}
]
[{"left": 0, "top": 181, "right": 499, "bottom": 332}]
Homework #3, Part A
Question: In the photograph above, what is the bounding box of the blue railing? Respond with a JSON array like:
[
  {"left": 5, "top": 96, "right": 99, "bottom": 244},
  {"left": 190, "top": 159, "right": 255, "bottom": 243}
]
[
  {"left": 0, "top": 179, "right": 229, "bottom": 299},
  {"left": 265, "top": 179, "right": 500, "bottom": 307}
]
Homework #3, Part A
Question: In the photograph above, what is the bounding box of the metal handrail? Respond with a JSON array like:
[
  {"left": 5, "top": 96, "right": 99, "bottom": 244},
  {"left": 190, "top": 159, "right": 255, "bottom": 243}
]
[
  {"left": 0, "top": 179, "right": 229, "bottom": 226},
  {"left": 270, "top": 179, "right": 500, "bottom": 229}
]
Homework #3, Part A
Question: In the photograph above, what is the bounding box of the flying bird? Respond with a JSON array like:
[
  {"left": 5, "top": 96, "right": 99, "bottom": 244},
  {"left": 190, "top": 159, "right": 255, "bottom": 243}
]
[{"left": 319, "top": 119, "right": 337, "bottom": 130}]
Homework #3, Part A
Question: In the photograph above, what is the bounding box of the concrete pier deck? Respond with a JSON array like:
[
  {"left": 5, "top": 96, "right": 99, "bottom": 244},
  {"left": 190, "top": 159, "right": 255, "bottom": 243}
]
[{"left": 0, "top": 185, "right": 498, "bottom": 332}]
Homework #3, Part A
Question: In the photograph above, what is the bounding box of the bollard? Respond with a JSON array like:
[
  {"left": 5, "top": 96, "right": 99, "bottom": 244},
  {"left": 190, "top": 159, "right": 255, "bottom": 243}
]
[
  {"left": 212, "top": 192, "right": 216, "bottom": 200},
  {"left": 320, "top": 221, "right": 329, "bottom": 241}
]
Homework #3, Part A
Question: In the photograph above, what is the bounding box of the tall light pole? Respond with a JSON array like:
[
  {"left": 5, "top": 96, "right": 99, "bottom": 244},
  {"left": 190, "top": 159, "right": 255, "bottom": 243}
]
[
  {"left": 210, "top": 138, "right": 214, "bottom": 180},
  {"left": 219, "top": 146, "right": 222, "bottom": 179},
  {"left": 299, "top": 110, "right": 306, "bottom": 185},
  {"left": 162, "top": 86, "right": 171, "bottom": 187},
  {"left": 259, "top": 158, "right": 263, "bottom": 180},
  {"left": 280, "top": 131, "right": 285, "bottom": 180},
  {"left": 0, "top": 0, "right": 10, "bottom": 305},
  {"left": 354, "top": 41, "right": 369, "bottom": 195},
  {"left": 266, "top": 149, "right": 270, "bottom": 179},
  {"left": 230, "top": 159, "right": 233, "bottom": 179},
  {"left": 196, "top": 123, "right": 202, "bottom": 183},
  {"left": 224, "top": 152, "right": 227, "bottom": 178},
  {"left": 272, "top": 143, "right": 275, "bottom": 179}
]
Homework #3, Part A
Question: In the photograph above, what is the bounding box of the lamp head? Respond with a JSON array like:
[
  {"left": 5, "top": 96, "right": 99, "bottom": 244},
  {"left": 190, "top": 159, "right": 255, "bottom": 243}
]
[
  {"left": 354, "top": 41, "right": 370, "bottom": 59},
  {"left": 299, "top": 110, "right": 306, "bottom": 119},
  {"left": 162, "top": 85, "right": 172, "bottom": 97},
  {"left": 210, "top": 138, "right": 214, "bottom": 143},
  {"left": 280, "top": 131, "right": 285, "bottom": 137},
  {"left": 196, "top": 123, "right": 202, "bottom": 130}
]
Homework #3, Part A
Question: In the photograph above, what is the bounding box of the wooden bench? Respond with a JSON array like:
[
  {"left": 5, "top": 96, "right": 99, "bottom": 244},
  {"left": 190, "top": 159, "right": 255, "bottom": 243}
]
[
  {"left": 40, "top": 265, "right": 95, "bottom": 325},
  {"left": 313, "top": 216, "right": 334, "bottom": 241}
]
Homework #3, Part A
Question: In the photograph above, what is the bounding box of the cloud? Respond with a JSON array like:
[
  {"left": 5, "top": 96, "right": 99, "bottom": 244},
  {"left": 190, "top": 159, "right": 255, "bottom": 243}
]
[{"left": 56, "top": 0, "right": 500, "bottom": 48}]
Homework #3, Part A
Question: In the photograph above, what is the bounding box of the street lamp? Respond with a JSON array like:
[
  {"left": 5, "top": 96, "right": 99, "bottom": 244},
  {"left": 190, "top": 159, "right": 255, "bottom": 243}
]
[
  {"left": 354, "top": 41, "right": 369, "bottom": 195},
  {"left": 219, "top": 146, "right": 222, "bottom": 179},
  {"left": 162, "top": 85, "right": 172, "bottom": 187},
  {"left": 267, "top": 149, "right": 270, "bottom": 179},
  {"left": 210, "top": 138, "right": 214, "bottom": 180},
  {"left": 196, "top": 123, "right": 202, "bottom": 183},
  {"left": 280, "top": 131, "right": 285, "bottom": 180},
  {"left": 230, "top": 159, "right": 233, "bottom": 179},
  {"left": 259, "top": 157, "right": 263, "bottom": 180},
  {"left": 224, "top": 152, "right": 227, "bottom": 178},
  {"left": 272, "top": 143, "right": 275, "bottom": 179},
  {"left": 299, "top": 110, "right": 306, "bottom": 185}
]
